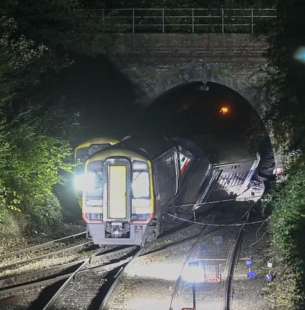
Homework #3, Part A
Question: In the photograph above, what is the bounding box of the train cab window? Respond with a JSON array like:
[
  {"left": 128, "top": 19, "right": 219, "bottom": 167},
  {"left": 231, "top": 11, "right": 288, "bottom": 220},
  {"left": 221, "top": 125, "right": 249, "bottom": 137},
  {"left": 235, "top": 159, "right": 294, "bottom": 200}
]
[
  {"left": 154, "top": 148, "right": 179, "bottom": 203},
  {"left": 132, "top": 161, "right": 150, "bottom": 199},
  {"left": 85, "top": 161, "right": 103, "bottom": 203},
  {"left": 132, "top": 171, "right": 150, "bottom": 198}
]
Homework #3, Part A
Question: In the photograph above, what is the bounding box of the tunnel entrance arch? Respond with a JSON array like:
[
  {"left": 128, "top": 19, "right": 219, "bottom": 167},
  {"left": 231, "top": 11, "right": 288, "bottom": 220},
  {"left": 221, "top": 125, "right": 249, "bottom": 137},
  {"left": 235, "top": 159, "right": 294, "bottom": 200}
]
[
  {"left": 98, "top": 32, "right": 284, "bottom": 170},
  {"left": 143, "top": 81, "right": 275, "bottom": 180}
]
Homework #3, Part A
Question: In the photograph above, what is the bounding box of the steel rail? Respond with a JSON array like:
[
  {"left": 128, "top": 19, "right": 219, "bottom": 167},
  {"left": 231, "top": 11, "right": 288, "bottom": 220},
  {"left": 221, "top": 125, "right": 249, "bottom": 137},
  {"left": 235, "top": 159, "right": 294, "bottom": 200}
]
[
  {"left": 167, "top": 188, "right": 217, "bottom": 309},
  {"left": 0, "top": 273, "right": 72, "bottom": 300},
  {"left": 1, "top": 231, "right": 86, "bottom": 261},
  {"left": 0, "top": 246, "right": 124, "bottom": 299},
  {"left": 0, "top": 259, "right": 85, "bottom": 290},
  {"left": 223, "top": 205, "right": 253, "bottom": 310},
  {"left": 99, "top": 246, "right": 142, "bottom": 310},
  {"left": 0, "top": 241, "right": 93, "bottom": 273},
  {"left": 42, "top": 258, "right": 89, "bottom": 310},
  {"left": 168, "top": 203, "right": 253, "bottom": 309},
  {"left": 168, "top": 224, "right": 211, "bottom": 310},
  {"left": 43, "top": 245, "right": 139, "bottom": 310}
]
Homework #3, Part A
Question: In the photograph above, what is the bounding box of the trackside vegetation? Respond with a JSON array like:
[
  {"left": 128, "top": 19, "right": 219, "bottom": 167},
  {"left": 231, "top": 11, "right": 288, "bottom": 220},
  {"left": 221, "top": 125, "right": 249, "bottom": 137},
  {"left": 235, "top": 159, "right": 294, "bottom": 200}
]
[
  {"left": 264, "top": 0, "right": 305, "bottom": 308},
  {"left": 0, "top": 0, "right": 139, "bottom": 234},
  {"left": 0, "top": 0, "right": 93, "bottom": 232},
  {"left": 266, "top": 159, "right": 305, "bottom": 308}
]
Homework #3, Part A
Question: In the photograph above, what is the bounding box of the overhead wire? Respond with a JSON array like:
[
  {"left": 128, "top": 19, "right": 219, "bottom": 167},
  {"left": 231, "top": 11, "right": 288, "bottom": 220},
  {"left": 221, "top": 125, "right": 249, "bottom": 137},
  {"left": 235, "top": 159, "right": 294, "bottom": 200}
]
[
  {"left": 167, "top": 212, "right": 271, "bottom": 227},
  {"left": 170, "top": 194, "right": 264, "bottom": 209}
]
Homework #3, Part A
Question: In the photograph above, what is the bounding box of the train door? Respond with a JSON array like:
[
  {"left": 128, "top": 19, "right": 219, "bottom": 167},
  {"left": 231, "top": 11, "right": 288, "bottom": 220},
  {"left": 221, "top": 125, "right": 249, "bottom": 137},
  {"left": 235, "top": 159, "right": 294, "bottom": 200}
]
[{"left": 103, "top": 158, "right": 131, "bottom": 222}]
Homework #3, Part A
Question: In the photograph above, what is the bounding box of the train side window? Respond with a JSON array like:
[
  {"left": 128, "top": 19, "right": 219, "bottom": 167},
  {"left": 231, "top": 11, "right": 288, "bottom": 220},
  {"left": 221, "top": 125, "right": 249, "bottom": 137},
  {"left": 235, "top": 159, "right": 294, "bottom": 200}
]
[{"left": 154, "top": 148, "right": 178, "bottom": 203}]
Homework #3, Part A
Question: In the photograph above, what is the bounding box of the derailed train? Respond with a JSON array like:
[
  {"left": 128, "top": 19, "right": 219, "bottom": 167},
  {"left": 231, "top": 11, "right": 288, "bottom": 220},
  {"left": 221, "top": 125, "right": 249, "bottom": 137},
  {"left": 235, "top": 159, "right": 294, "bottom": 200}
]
[{"left": 75, "top": 136, "right": 213, "bottom": 246}]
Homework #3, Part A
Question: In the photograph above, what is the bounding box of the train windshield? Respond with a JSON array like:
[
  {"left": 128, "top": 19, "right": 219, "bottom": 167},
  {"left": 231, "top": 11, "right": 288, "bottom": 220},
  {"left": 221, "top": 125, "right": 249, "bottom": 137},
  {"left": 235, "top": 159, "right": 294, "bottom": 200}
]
[
  {"left": 132, "top": 171, "right": 150, "bottom": 198},
  {"left": 132, "top": 161, "right": 150, "bottom": 199}
]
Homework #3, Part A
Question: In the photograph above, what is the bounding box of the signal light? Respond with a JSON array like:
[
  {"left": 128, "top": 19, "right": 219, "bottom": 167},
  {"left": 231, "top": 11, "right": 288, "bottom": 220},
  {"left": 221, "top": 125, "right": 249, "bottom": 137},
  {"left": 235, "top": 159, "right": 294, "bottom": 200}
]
[
  {"left": 218, "top": 104, "right": 231, "bottom": 117},
  {"left": 294, "top": 46, "right": 305, "bottom": 64}
]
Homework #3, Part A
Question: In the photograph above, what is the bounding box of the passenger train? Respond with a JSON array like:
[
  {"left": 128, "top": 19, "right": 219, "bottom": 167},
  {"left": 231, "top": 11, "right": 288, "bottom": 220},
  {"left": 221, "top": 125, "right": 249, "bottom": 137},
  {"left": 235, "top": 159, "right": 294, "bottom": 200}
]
[
  {"left": 74, "top": 137, "right": 120, "bottom": 165},
  {"left": 75, "top": 136, "right": 213, "bottom": 246}
]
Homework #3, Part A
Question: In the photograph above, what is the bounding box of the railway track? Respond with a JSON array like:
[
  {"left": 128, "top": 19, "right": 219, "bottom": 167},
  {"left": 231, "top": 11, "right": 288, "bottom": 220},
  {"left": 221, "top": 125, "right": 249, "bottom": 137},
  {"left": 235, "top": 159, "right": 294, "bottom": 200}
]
[
  {"left": 2, "top": 231, "right": 87, "bottom": 262},
  {"left": 0, "top": 260, "right": 84, "bottom": 292},
  {"left": 21, "top": 205, "right": 254, "bottom": 310},
  {"left": 0, "top": 231, "right": 92, "bottom": 274},
  {"left": 0, "top": 245, "right": 139, "bottom": 309},
  {"left": 223, "top": 206, "right": 252, "bottom": 310},
  {"left": 42, "top": 245, "right": 141, "bottom": 310},
  {"left": 169, "top": 204, "right": 254, "bottom": 310}
]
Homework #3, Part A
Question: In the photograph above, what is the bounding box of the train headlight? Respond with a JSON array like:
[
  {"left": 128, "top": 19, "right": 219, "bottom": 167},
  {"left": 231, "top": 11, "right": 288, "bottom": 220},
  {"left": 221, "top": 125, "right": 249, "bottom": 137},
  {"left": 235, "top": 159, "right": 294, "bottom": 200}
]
[{"left": 74, "top": 172, "right": 96, "bottom": 193}]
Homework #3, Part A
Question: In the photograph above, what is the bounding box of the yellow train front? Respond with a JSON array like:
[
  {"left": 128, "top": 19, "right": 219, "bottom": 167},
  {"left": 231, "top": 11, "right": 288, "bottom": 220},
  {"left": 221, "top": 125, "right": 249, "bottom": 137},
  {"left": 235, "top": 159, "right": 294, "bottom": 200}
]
[
  {"left": 79, "top": 137, "right": 212, "bottom": 246},
  {"left": 82, "top": 147, "right": 155, "bottom": 245}
]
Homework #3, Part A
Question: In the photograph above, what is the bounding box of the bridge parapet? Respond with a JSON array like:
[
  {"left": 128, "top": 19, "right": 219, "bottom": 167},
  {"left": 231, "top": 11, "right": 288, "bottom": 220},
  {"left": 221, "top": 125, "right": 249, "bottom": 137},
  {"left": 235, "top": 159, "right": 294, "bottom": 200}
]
[{"left": 91, "top": 8, "right": 276, "bottom": 34}]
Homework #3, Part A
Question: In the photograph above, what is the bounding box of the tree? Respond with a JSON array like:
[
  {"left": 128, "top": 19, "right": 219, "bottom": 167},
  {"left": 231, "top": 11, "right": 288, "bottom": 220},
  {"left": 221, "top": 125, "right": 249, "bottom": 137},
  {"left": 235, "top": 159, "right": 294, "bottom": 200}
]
[
  {"left": 266, "top": 0, "right": 305, "bottom": 150},
  {"left": 0, "top": 0, "right": 93, "bottom": 229}
]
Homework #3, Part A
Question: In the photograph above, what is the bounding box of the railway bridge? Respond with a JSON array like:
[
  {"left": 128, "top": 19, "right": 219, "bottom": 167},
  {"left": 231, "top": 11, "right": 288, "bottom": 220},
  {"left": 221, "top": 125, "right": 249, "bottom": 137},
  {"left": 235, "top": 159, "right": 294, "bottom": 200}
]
[{"left": 92, "top": 7, "right": 282, "bottom": 165}]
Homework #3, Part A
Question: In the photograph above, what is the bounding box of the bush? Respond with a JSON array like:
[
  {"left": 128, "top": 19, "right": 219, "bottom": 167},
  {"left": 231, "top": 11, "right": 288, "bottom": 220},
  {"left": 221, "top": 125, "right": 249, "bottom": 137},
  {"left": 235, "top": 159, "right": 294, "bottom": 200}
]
[
  {"left": 29, "top": 194, "right": 63, "bottom": 231},
  {"left": 0, "top": 123, "right": 72, "bottom": 231},
  {"left": 267, "top": 157, "right": 305, "bottom": 308}
]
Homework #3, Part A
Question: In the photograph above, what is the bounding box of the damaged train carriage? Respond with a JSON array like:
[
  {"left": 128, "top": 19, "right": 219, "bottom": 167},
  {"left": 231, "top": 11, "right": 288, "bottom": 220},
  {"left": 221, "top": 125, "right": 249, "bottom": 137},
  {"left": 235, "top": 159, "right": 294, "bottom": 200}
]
[{"left": 81, "top": 137, "right": 212, "bottom": 246}]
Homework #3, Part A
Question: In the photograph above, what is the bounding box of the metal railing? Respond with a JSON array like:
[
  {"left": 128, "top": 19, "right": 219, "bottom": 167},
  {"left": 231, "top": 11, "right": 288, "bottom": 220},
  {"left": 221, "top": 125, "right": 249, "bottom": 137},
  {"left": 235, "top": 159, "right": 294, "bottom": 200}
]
[{"left": 86, "top": 8, "right": 277, "bottom": 33}]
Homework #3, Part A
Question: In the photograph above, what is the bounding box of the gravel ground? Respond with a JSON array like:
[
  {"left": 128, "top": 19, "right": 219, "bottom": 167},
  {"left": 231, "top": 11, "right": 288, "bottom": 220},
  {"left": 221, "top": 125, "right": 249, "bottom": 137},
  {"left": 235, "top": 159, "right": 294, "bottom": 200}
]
[
  {"left": 0, "top": 223, "right": 85, "bottom": 257},
  {"left": 0, "top": 224, "right": 87, "bottom": 279},
  {"left": 231, "top": 222, "right": 272, "bottom": 310},
  {"left": 103, "top": 223, "right": 203, "bottom": 310},
  {"left": 102, "top": 204, "right": 254, "bottom": 310},
  {"left": 51, "top": 270, "right": 107, "bottom": 310}
]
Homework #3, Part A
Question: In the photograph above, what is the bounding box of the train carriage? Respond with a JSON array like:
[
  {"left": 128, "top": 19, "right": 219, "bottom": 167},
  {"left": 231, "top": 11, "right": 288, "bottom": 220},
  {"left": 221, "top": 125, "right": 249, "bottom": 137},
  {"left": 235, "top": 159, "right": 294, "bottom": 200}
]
[
  {"left": 74, "top": 137, "right": 120, "bottom": 164},
  {"left": 79, "top": 136, "right": 212, "bottom": 246},
  {"left": 74, "top": 137, "right": 120, "bottom": 193}
]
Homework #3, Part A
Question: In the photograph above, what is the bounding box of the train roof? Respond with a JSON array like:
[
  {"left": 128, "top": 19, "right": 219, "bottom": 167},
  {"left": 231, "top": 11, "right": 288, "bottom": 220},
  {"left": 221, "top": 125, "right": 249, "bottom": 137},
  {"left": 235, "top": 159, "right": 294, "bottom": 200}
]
[
  {"left": 117, "top": 136, "right": 176, "bottom": 159},
  {"left": 86, "top": 135, "right": 207, "bottom": 162},
  {"left": 75, "top": 137, "right": 119, "bottom": 151}
]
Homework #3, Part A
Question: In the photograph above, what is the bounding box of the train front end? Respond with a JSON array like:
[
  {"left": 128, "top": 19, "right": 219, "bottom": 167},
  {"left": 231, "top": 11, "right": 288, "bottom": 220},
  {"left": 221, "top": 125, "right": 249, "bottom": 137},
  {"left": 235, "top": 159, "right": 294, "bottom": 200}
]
[{"left": 81, "top": 149, "right": 154, "bottom": 246}]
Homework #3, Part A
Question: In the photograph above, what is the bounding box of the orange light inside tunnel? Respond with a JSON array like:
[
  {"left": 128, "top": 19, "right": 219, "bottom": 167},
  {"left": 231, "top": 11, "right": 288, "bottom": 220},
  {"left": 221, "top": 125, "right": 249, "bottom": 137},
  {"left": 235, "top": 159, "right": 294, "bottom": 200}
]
[{"left": 218, "top": 104, "right": 231, "bottom": 116}]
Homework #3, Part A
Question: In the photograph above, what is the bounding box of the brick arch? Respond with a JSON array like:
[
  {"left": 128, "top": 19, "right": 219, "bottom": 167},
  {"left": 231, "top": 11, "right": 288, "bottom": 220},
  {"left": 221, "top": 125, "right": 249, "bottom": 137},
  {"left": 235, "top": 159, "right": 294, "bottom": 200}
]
[
  {"left": 100, "top": 33, "right": 282, "bottom": 168},
  {"left": 148, "top": 80, "right": 279, "bottom": 173}
]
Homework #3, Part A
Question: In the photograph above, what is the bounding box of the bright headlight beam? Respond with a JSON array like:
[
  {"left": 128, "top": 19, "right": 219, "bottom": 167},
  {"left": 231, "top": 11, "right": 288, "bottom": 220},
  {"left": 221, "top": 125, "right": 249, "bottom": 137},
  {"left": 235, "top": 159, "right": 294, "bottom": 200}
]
[
  {"left": 73, "top": 172, "right": 96, "bottom": 193},
  {"left": 181, "top": 262, "right": 204, "bottom": 283}
]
